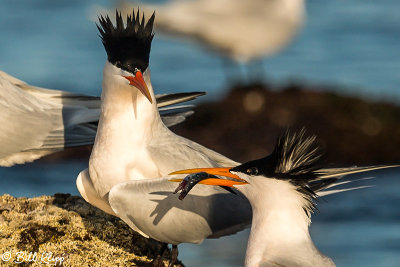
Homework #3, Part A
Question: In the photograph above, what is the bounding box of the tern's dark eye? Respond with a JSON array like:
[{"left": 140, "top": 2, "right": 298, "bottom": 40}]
[
  {"left": 115, "top": 61, "right": 122, "bottom": 68},
  {"left": 246, "top": 167, "right": 258, "bottom": 176}
]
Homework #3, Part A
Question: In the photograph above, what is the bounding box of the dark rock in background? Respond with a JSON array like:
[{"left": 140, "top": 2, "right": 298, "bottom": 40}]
[
  {"left": 41, "top": 82, "right": 400, "bottom": 166},
  {"left": 172, "top": 83, "right": 400, "bottom": 166}
]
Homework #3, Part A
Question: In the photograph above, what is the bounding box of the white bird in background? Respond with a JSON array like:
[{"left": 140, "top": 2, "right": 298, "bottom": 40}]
[
  {"left": 76, "top": 10, "right": 252, "bottom": 265},
  {"left": 172, "top": 129, "right": 399, "bottom": 266},
  {"left": 0, "top": 70, "right": 203, "bottom": 166},
  {"left": 116, "top": 0, "right": 305, "bottom": 79}
]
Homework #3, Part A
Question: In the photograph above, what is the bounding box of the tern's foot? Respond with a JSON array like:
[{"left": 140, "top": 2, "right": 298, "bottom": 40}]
[
  {"left": 168, "top": 245, "right": 179, "bottom": 267},
  {"left": 173, "top": 172, "right": 211, "bottom": 200},
  {"left": 150, "top": 242, "right": 168, "bottom": 267},
  {"left": 151, "top": 256, "right": 164, "bottom": 267}
]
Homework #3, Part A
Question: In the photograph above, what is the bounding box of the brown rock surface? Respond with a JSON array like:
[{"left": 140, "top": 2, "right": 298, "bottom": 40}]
[{"left": 0, "top": 194, "right": 182, "bottom": 266}]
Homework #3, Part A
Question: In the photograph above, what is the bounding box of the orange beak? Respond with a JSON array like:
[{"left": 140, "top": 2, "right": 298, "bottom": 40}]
[
  {"left": 123, "top": 70, "right": 153, "bottom": 103},
  {"left": 169, "top": 167, "right": 248, "bottom": 187}
]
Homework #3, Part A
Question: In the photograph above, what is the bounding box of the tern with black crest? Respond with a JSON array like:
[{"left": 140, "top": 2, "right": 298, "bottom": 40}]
[
  {"left": 76, "top": 10, "right": 253, "bottom": 265},
  {"left": 172, "top": 129, "right": 399, "bottom": 266}
]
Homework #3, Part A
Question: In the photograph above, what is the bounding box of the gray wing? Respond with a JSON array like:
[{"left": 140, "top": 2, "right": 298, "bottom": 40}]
[
  {"left": 109, "top": 177, "right": 251, "bottom": 245},
  {"left": 0, "top": 71, "right": 71, "bottom": 166},
  {"left": 157, "top": 92, "right": 205, "bottom": 127},
  {"left": 148, "top": 131, "right": 239, "bottom": 175},
  {"left": 156, "top": 92, "right": 205, "bottom": 108},
  {"left": 0, "top": 70, "right": 205, "bottom": 165}
]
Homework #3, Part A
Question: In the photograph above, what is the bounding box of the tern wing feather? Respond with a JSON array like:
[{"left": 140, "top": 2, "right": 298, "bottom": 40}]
[
  {"left": 155, "top": 92, "right": 205, "bottom": 108},
  {"left": 0, "top": 71, "right": 102, "bottom": 166},
  {"left": 148, "top": 133, "right": 239, "bottom": 175},
  {"left": 109, "top": 177, "right": 251, "bottom": 245},
  {"left": 0, "top": 70, "right": 204, "bottom": 165},
  {"left": 0, "top": 72, "right": 64, "bottom": 165}
]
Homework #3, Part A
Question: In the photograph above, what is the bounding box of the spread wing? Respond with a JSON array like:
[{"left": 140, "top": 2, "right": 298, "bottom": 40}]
[{"left": 0, "top": 70, "right": 204, "bottom": 166}]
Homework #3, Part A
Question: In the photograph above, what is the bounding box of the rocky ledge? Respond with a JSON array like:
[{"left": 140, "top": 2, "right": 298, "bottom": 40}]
[{"left": 0, "top": 194, "right": 182, "bottom": 266}]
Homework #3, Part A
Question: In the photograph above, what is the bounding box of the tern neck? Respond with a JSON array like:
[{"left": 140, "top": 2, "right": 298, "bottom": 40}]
[
  {"left": 239, "top": 177, "right": 334, "bottom": 267},
  {"left": 88, "top": 62, "right": 165, "bottom": 197},
  {"left": 98, "top": 61, "right": 161, "bottom": 143}
]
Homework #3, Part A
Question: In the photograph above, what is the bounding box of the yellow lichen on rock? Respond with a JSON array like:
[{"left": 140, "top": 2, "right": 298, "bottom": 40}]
[{"left": 0, "top": 194, "right": 182, "bottom": 266}]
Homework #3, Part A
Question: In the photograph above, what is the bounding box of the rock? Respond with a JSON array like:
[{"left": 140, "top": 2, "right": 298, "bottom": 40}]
[
  {"left": 0, "top": 194, "right": 183, "bottom": 266},
  {"left": 172, "top": 83, "right": 400, "bottom": 165},
  {"left": 36, "top": 82, "right": 400, "bottom": 166}
]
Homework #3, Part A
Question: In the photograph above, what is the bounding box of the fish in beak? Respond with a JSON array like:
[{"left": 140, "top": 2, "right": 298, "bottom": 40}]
[
  {"left": 123, "top": 70, "right": 153, "bottom": 103},
  {"left": 169, "top": 167, "right": 248, "bottom": 187}
]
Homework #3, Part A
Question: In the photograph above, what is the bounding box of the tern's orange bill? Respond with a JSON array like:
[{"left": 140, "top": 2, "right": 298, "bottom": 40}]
[
  {"left": 169, "top": 178, "right": 247, "bottom": 187},
  {"left": 169, "top": 167, "right": 239, "bottom": 178},
  {"left": 123, "top": 71, "right": 152, "bottom": 103},
  {"left": 169, "top": 167, "right": 248, "bottom": 186}
]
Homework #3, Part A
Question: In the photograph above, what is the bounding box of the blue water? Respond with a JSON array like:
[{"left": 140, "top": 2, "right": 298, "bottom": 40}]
[
  {"left": 1, "top": 0, "right": 400, "bottom": 266},
  {"left": 0, "top": 0, "right": 400, "bottom": 102}
]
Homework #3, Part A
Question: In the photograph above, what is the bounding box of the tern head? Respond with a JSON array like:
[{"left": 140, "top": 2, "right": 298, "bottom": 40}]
[
  {"left": 171, "top": 129, "right": 324, "bottom": 215},
  {"left": 97, "top": 9, "right": 155, "bottom": 103}
]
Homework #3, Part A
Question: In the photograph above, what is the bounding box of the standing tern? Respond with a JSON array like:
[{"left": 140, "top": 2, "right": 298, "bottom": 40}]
[
  {"left": 172, "top": 129, "right": 399, "bottom": 266},
  {"left": 117, "top": 0, "right": 305, "bottom": 73},
  {"left": 77, "top": 9, "right": 252, "bottom": 265},
  {"left": 0, "top": 70, "right": 203, "bottom": 166}
]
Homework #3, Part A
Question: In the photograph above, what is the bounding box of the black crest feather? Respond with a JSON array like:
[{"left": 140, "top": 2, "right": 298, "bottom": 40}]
[
  {"left": 269, "top": 128, "right": 323, "bottom": 182},
  {"left": 97, "top": 9, "right": 155, "bottom": 73},
  {"left": 231, "top": 128, "right": 324, "bottom": 215}
]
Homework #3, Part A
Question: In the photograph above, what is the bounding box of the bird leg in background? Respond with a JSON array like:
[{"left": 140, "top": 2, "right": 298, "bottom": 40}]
[
  {"left": 246, "top": 58, "right": 266, "bottom": 84},
  {"left": 173, "top": 172, "right": 211, "bottom": 200},
  {"left": 220, "top": 58, "right": 245, "bottom": 85}
]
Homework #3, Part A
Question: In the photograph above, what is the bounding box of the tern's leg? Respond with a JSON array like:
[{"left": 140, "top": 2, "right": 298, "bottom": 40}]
[
  {"left": 152, "top": 242, "right": 168, "bottom": 267},
  {"left": 168, "top": 245, "right": 178, "bottom": 267}
]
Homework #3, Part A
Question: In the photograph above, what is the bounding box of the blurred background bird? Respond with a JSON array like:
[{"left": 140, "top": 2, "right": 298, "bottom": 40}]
[{"left": 108, "top": 0, "right": 306, "bottom": 82}]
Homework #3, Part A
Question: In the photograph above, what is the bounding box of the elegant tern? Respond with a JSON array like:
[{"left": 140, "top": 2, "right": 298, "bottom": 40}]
[
  {"left": 172, "top": 129, "right": 399, "bottom": 266},
  {"left": 0, "top": 70, "right": 204, "bottom": 166},
  {"left": 77, "top": 10, "right": 252, "bottom": 265},
  {"left": 117, "top": 0, "right": 305, "bottom": 63}
]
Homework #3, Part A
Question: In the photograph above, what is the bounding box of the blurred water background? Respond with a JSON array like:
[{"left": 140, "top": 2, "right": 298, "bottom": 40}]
[{"left": 1, "top": 0, "right": 400, "bottom": 266}]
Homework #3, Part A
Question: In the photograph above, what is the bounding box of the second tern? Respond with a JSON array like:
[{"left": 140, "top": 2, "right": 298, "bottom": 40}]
[{"left": 172, "top": 129, "right": 399, "bottom": 266}]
